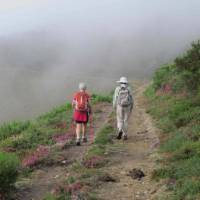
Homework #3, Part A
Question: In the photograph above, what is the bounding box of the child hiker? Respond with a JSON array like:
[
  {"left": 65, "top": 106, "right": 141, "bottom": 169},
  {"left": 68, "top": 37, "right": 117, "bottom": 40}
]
[
  {"left": 113, "top": 77, "right": 133, "bottom": 140},
  {"left": 72, "top": 82, "right": 91, "bottom": 146}
]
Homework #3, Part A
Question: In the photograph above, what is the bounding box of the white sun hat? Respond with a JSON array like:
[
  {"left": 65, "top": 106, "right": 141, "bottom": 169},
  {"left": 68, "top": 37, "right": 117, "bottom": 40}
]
[
  {"left": 117, "top": 77, "right": 128, "bottom": 84},
  {"left": 79, "top": 82, "right": 87, "bottom": 90}
]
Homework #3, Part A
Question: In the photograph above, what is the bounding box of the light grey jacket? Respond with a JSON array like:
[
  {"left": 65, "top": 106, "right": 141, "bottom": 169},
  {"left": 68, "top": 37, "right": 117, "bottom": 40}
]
[{"left": 113, "top": 85, "right": 133, "bottom": 110}]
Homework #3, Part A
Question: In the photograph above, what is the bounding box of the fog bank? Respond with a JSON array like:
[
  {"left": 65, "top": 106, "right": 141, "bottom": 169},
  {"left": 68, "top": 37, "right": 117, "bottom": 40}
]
[{"left": 0, "top": 0, "right": 200, "bottom": 122}]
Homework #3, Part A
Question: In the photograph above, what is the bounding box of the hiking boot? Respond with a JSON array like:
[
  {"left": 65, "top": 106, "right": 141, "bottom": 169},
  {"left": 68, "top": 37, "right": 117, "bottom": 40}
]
[
  {"left": 82, "top": 137, "right": 87, "bottom": 143},
  {"left": 116, "top": 131, "right": 123, "bottom": 140},
  {"left": 76, "top": 139, "right": 81, "bottom": 146},
  {"left": 123, "top": 135, "right": 128, "bottom": 140},
  {"left": 76, "top": 141, "right": 81, "bottom": 146}
]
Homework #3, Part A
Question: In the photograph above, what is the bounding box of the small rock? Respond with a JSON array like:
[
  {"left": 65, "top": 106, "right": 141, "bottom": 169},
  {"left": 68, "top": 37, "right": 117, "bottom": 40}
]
[
  {"left": 128, "top": 168, "right": 145, "bottom": 180},
  {"left": 136, "top": 192, "right": 140, "bottom": 195},
  {"left": 150, "top": 189, "right": 157, "bottom": 194},
  {"left": 150, "top": 139, "right": 160, "bottom": 149},
  {"left": 98, "top": 174, "right": 118, "bottom": 182},
  {"left": 120, "top": 171, "right": 126, "bottom": 175},
  {"left": 54, "top": 175, "right": 59, "bottom": 179},
  {"left": 61, "top": 160, "right": 67, "bottom": 164}
]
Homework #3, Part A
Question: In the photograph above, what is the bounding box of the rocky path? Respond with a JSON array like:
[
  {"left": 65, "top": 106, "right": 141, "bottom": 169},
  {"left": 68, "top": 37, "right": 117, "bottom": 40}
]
[
  {"left": 96, "top": 82, "right": 161, "bottom": 200},
  {"left": 16, "top": 103, "right": 113, "bottom": 200}
]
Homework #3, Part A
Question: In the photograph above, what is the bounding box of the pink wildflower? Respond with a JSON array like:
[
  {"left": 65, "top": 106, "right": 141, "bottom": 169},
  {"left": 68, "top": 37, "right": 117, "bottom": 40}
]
[
  {"left": 22, "top": 145, "right": 50, "bottom": 167},
  {"left": 163, "top": 84, "right": 171, "bottom": 93}
]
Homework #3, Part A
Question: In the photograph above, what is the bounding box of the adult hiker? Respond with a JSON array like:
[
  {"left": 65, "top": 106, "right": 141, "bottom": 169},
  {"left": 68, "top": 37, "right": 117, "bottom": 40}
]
[
  {"left": 113, "top": 77, "right": 133, "bottom": 140},
  {"left": 72, "top": 82, "right": 91, "bottom": 146}
]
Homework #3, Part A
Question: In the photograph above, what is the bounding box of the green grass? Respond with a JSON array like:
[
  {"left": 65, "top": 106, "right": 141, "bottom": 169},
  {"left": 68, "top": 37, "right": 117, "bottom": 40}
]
[
  {"left": 0, "top": 93, "right": 113, "bottom": 198},
  {"left": 0, "top": 94, "right": 112, "bottom": 152},
  {"left": 94, "top": 125, "right": 114, "bottom": 145},
  {"left": 86, "top": 124, "right": 114, "bottom": 159},
  {"left": 0, "top": 121, "right": 31, "bottom": 141},
  {"left": 152, "top": 64, "right": 176, "bottom": 90},
  {"left": 146, "top": 84, "right": 200, "bottom": 199},
  {"left": 172, "top": 179, "right": 200, "bottom": 200},
  {"left": 43, "top": 194, "right": 57, "bottom": 200},
  {"left": 87, "top": 145, "right": 106, "bottom": 157},
  {"left": 36, "top": 103, "right": 72, "bottom": 126},
  {"left": 0, "top": 103, "right": 73, "bottom": 153},
  {"left": 91, "top": 93, "right": 112, "bottom": 104},
  {"left": 160, "top": 131, "right": 187, "bottom": 152},
  {"left": 0, "top": 152, "right": 19, "bottom": 192},
  {"left": 145, "top": 39, "right": 200, "bottom": 199}
]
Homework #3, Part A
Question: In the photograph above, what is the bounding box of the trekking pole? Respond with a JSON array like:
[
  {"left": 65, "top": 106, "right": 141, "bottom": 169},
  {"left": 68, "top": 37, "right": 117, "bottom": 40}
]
[
  {"left": 70, "top": 118, "right": 76, "bottom": 140},
  {"left": 89, "top": 113, "right": 95, "bottom": 144}
]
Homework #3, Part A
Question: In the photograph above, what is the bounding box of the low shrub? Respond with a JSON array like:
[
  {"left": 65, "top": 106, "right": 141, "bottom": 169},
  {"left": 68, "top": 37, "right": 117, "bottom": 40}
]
[
  {"left": 0, "top": 152, "right": 19, "bottom": 192},
  {"left": 153, "top": 64, "right": 175, "bottom": 90},
  {"left": 175, "top": 40, "right": 200, "bottom": 91}
]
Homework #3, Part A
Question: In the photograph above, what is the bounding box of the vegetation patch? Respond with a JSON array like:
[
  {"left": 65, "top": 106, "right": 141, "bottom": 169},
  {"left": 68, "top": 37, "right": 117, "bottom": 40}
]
[
  {"left": 46, "top": 111, "right": 115, "bottom": 200},
  {"left": 0, "top": 93, "right": 112, "bottom": 199},
  {"left": 146, "top": 40, "right": 200, "bottom": 199},
  {"left": 0, "top": 152, "right": 19, "bottom": 195},
  {"left": 83, "top": 155, "right": 106, "bottom": 169},
  {"left": 22, "top": 145, "right": 50, "bottom": 168},
  {"left": 91, "top": 93, "right": 112, "bottom": 104}
]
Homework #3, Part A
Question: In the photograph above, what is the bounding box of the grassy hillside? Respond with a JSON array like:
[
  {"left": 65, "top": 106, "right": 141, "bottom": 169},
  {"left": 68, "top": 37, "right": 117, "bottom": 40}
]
[
  {"left": 145, "top": 40, "right": 200, "bottom": 200},
  {"left": 0, "top": 93, "right": 112, "bottom": 199}
]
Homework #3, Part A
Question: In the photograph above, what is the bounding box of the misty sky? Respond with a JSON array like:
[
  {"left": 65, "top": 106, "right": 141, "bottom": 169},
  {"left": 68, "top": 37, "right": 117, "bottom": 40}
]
[
  {"left": 0, "top": 0, "right": 200, "bottom": 73},
  {"left": 1, "top": 0, "right": 200, "bottom": 70},
  {"left": 1, "top": 0, "right": 200, "bottom": 122},
  {"left": 0, "top": 0, "right": 200, "bottom": 37}
]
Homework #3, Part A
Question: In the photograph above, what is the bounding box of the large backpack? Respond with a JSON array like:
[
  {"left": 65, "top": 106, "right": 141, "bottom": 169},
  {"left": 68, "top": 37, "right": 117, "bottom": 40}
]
[
  {"left": 117, "top": 87, "right": 132, "bottom": 107},
  {"left": 75, "top": 91, "right": 89, "bottom": 111}
]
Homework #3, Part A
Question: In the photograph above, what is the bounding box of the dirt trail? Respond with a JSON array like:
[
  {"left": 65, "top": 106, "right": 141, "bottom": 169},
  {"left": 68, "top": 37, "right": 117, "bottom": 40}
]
[
  {"left": 16, "top": 103, "right": 113, "bottom": 200},
  {"left": 16, "top": 82, "right": 161, "bottom": 200},
  {"left": 96, "top": 81, "right": 161, "bottom": 200}
]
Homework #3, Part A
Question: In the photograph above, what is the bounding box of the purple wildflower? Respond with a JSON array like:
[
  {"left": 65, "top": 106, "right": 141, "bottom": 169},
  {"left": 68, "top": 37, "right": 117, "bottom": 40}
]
[{"left": 22, "top": 145, "right": 50, "bottom": 167}]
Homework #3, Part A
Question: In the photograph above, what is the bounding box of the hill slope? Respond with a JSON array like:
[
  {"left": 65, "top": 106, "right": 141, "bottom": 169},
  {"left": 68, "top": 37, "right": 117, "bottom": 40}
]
[{"left": 145, "top": 40, "right": 200, "bottom": 200}]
